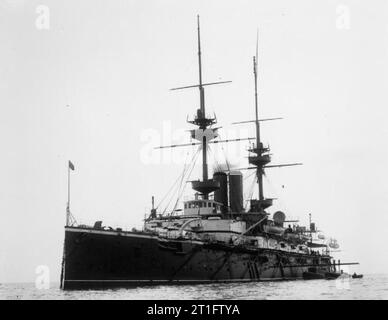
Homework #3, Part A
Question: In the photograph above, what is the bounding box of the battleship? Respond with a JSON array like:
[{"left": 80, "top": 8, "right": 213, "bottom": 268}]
[{"left": 60, "top": 16, "right": 358, "bottom": 290}]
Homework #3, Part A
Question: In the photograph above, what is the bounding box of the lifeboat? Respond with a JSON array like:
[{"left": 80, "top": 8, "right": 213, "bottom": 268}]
[{"left": 264, "top": 225, "right": 284, "bottom": 235}]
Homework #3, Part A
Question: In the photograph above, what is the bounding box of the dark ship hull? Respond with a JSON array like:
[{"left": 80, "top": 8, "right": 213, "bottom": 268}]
[{"left": 61, "top": 226, "right": 334, "bottom": 290}]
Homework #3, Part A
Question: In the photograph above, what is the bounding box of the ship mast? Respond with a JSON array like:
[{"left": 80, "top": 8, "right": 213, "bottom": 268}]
[
  {"left": 197, "top": 15, "right": 208, "bottom": 182},
  {"left": 253, "top": 35, "right": 264, "bottom": 201},
  {"left": 189, "top": 15, "right": 220, "bottom": 199},
  {"left": 232, "top": 32, "right": 302, "bottom": 212},
  {"left": 249, "top": 32, "right": 271, "bottom": 207},
  {"left": 163, "top": 16, "right": 234, "bottom": 200}
]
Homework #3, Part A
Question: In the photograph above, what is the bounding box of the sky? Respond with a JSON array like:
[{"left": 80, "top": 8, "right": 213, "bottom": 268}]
[{"left": 1, "top": 0, "right": 388, "bottom": 283}]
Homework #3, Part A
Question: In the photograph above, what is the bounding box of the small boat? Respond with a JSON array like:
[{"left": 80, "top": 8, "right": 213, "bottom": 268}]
[{"left": 352, "top": 273, "right": 363, "bottom": 279}]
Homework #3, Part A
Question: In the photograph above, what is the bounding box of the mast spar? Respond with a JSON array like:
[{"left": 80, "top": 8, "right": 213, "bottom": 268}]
[
  {"left": 197, "top": 15, "right": 208, "bottom": 183},
  {"left": 252, "top": 31, "right": 267, "bottom": 202},
  {"left": 254, "top": 31, "right": 260, "bottom": 147},
  {"left": 162, "top": 16, "right": 234, "bottom": 200},
  {"left": 247, "top": 30, "right": 273, "bottom": 212},
  {"left": 253, "top": 31, "right": 264, "bottom": 201},
  {"left": 248, "top": 31, "right": 302, "bottom": 211},
  {"left": 190, "top": 15, "right": 221, "bottom": 199}
]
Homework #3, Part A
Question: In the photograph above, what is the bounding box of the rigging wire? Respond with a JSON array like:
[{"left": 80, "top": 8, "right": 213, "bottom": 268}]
[
  {"left": 155, "top": 150, "right": 192, "bottom": 210},
  {"left": 244, "top": 171, "right": 257, "bottom": 211},
  {"left": 169, "top": 147, "right": 201, "bottom": 215},
  {"left": 244, "top": 170, "right": 256, "bottom": 181},
  {"left": 263, "top": 172, "right": 298, "bottom": 220},
  {"left": 207, "top": 143, "right": 220, "bottom": 174},
  {"left": 161, "top": 149, "right": 198, "bottom": 215},
  {"left": 162, "top": 147, "right": 200, "bottom": 215},
  {"left": 218, "top": 132, "right": 232, "bottom": 172},
  {"left": 206, "top": 132, "right": 234, "bottom": 173}
]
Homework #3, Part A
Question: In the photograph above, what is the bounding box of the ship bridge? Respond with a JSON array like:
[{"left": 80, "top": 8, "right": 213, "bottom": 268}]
[{"left": 183, "top": 199, "right": 223, "bottom": 216}]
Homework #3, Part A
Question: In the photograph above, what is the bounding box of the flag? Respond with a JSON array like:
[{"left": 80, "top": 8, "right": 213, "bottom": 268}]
[{"left": 68, "top": 161, "right": 75, "bottom": 171}]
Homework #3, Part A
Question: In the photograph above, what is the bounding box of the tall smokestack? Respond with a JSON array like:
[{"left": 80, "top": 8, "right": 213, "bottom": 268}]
[
  {"left": 213, "top": 172, "right": 228, "bottom": 213},
  {"left": 229, "top": 171, "right": 244, "bottom": 212}
]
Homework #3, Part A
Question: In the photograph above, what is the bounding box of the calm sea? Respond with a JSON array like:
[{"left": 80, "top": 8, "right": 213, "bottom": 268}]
[{"left": 1, "top": 274, "right": 387, "bottom": 300}]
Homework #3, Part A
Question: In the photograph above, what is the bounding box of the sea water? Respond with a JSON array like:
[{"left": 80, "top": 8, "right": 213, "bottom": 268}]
[{"left": 1, "top": 274, "right": 387, "bottom": 300}]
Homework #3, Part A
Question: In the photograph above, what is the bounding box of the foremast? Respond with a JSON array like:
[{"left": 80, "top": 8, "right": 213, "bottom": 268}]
[
  {"left": 157, "top": 16, "right": 235, "bottom": 203},
  {"left": 189, "top": 15, "right": 220, "bottom": 199}
]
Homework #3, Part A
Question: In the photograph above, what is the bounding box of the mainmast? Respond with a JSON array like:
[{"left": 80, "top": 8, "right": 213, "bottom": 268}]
[
  {"left": 248, "top": 32, "right": 272, "bottom": 211},
  {"left": 246, "top": 33, "right": 302, "bottom": 212},
  {"left": 253, "top": 39, "right": 264, "bottom": 201},
  {"left": 197, "top": 15, "right": 208, "bottom": 182}
]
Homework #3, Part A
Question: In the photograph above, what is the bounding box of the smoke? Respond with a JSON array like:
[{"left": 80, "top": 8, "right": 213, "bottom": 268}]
[{"left": 212, "top": 161, "right": 240, "bottom": 173}]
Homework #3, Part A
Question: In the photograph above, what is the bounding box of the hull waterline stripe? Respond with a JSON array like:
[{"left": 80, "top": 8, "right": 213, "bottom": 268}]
[{"left": 65, "top": 278, "right": 301, "bottom": 283}]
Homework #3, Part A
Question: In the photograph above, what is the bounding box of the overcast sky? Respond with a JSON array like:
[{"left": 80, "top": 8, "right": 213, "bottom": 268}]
[{"left": 1, "top": 0, "right": 388, "bottom": 283}]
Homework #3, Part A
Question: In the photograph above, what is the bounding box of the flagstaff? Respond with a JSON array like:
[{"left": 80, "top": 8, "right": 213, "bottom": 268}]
[
  {"left": 61, "top": 160, "right": 74, "bottom": 289},
  {"left": 66, "top": 160, "right": 75, "bottom": 226}
]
